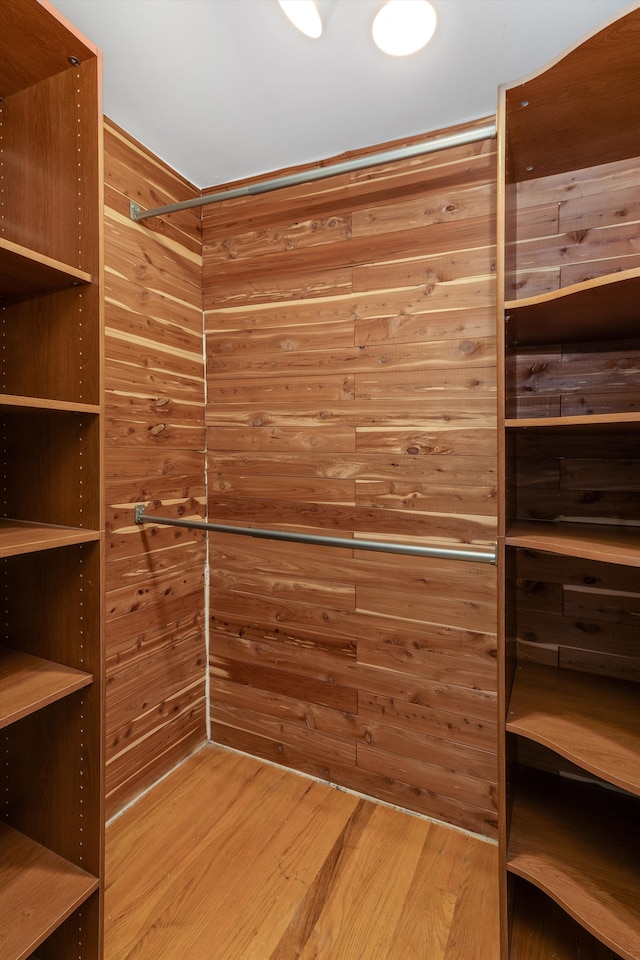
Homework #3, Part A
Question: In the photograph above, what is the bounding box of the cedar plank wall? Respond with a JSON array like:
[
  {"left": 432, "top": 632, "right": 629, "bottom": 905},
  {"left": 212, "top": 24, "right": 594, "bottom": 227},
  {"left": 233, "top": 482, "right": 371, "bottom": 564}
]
[
  {"left": 510, "top": 155, "right": 640, "bottom": 299},
  {"left": 103, "top": 120, "right": 207, "bottom": 818},
  {"left": 204, "top": 118, "right": 499, "bottom": 838}
]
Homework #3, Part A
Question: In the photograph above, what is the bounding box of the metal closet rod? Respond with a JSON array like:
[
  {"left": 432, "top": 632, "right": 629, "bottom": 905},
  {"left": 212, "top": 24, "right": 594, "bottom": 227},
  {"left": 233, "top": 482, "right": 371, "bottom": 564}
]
[
  {"left": 129, "top": 119, "right": 497, "bottom": 222},
  {"left": 134, "top": 504, "right": 496, "bottom": 564}
]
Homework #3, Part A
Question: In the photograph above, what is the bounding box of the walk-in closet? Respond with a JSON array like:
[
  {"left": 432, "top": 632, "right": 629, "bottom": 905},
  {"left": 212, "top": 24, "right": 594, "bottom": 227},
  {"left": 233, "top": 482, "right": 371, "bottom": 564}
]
[{"left": 1, "top": 1, "right": 638, "bottom": 957}]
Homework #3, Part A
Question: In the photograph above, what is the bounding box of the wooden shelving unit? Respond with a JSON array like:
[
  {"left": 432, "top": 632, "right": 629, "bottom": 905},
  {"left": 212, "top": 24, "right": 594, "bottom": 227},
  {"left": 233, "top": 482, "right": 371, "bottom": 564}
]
[
  {"left": 0, "top": 823, "right": 100, "bottom": 960},
  {"left": 509, "top": 775, "right": 640, "bottom": 960},
  {"left": 504, "top": 270, "right": 640, "bottom": 345},
  {"left": 505, "top": 413, "right": 640, "bottom": 429},
  {"left": 509, "top": 880, "right": 622, "bottom": 960},
  {"left": 504, "top": 521, "right": 640, "bottom": 567},
  {"left": 0, "top": 237, "right": 93, "bottom": 298},
  {"left": 0, "top": 394, "right": 101, "bottom": 415},
  {"left": 0, "top": 1, "right": 104, "bottom": 957},
  {"left": 0, "top": 646, "right": 93, "bottom": 729},
  {"left": 0, "top": 520, "right": 101, "bottom": 559},
  {"left": 497, "top": 5, "right": 640, "bottom": 958},
  {"left": 507, "top": 662, "right": 640, "bottom": 795}
]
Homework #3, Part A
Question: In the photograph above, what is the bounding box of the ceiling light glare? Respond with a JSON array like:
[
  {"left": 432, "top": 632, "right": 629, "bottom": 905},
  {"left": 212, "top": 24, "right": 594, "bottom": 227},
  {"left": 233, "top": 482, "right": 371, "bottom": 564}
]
[
  {"left": 278, "top": 0, "right": 323, "bottom": 39},
  {"left": 373, "top": 0, "right": 437, "bottom": 56}
]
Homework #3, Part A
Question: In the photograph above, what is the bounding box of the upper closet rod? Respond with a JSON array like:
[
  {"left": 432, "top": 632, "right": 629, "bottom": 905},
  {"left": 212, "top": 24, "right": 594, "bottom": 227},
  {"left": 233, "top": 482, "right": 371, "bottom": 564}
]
[
  {"left": 130, "top": 120, "right": 497, "bottom": 222},
  {"left": 134, "top": 504, "right": 496, "bottom": 564}
]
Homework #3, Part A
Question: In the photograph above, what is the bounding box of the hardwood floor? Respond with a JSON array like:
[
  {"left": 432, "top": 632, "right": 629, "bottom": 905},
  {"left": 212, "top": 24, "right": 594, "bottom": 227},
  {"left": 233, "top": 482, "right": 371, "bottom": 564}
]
[{"left": 105, "top": 745, "right": 499, "bottom": 959}]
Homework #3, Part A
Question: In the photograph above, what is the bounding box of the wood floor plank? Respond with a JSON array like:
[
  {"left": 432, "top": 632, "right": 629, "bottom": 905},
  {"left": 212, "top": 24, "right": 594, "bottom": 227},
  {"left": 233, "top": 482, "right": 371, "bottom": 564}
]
[
  {"left": 105, "top": 745, "right": 499, "bottom": 960},
  {"left": 444, "top": 831, "right": 501, "bottom": 960},
  {"left": 268, "top": 800, "right": 375, "bottom": 960},
  {"left": 389, "top": 826, "right": 462, "bottom": 960},
  {"left": 295, "top": 803, "right": 433, "bottom": 959}
]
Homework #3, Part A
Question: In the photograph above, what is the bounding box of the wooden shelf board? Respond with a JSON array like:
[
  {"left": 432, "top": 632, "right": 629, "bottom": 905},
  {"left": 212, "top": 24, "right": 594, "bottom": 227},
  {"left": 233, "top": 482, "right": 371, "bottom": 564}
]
[
  {"left": 509, "top": 878, "right": 620, "bottom": 960},
  {"left": 508, "top": 774, "right": 640, "bottom": 960},
  {"left": 0, "top": 646, "right": 93, "bottom": 729},
  {"left": 507, "top": 662, "right": 640, "bottom": 797},
  {"left": 505, "top": 412, "right": 640, "bottom": 430},
  {"left": 0, "top": 238, "right": 91, "bottom": 300},
  {"left": 504, "top": 269, "right": 640, "bottom": 346},
  {"left": 0, "top": 822, "right": 99, "bottom": 960},
  {"left": 506, "top": 521, "right": 640, "bottom": 567},
  {"left": 0, "top": 520, "right": 100, "bottom": 559},
  {"left": 0, "top": 394, "right": 100, "bottom": 415}
]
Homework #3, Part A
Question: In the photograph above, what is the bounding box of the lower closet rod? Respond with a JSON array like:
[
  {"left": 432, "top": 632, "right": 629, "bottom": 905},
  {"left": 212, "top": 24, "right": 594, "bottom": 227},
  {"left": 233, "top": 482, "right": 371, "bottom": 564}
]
[{"left": 134, "top": 504, "right": 496, "bottom": 564}]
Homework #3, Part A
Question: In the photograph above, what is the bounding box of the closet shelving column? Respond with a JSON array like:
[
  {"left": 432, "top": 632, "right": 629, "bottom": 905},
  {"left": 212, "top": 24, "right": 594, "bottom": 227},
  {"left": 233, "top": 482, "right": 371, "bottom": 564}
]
[
  {"left": 497, "top": 6, "right": 640, "bottom": 960},
  {"left": 0, "top": 1, "right": 104, "bottom": 958}
]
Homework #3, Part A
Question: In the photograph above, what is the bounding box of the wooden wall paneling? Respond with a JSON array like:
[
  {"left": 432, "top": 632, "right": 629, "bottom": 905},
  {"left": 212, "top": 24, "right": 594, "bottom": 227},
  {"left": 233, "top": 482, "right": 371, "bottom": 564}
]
[
  {"left": 208, "top": 343, "right": 497, "bottom": 388},
  {"left": 511, "top": 157, "right": 640, "bottom": 300},
  {"left": 106, "top": 693, "right": 205, "bottom": 818},
  {"left": 212, "top": 451, "right": 497, "bottom": 488},
  {"left": 211, "top": 533, "right": 496, "bottom": 603},
  {"left": 211, "top": 674, "right": 362, "bottom": 741},
  {"left": 204, "top": 121, "right": 498, "bottom": 836},
  {"left": 201, "top": 122, "right": 494, "bottom": 231},
  {"left": 508, "top": 338, "right": 640, "bottom": 419},
  {"left": 513, "top": 428, "right": 640, "bottom": 525},
  {"left": 359, "top": 692, "right": 496, "bottom": 761},
  {"left": 333, "top": 758, "right": 498, "bottom": 839},
  {"left": 204, "top": 219, "right": 496, "bottom": 289},
  {"left": 209, "top": 608, "right": 497, "bottom": 718},
  {"left": 511, "top": 547, "right": 640, "bottom": 684},
  {"left": 103, "top": 119, "right": 206, "bottom": 817},
  {"left": 205, "top": 265, "right": 354, "bottom": 308},
  {"left": 104, "top": 121, "right": 202, "bottom": 249}
]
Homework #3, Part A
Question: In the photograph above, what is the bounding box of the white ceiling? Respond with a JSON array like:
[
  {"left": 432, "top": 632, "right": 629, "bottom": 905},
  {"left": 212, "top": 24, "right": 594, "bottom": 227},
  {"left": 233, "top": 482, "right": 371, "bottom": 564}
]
[{"left": 52, "top": 0, "right": 634, "bottom": 189}]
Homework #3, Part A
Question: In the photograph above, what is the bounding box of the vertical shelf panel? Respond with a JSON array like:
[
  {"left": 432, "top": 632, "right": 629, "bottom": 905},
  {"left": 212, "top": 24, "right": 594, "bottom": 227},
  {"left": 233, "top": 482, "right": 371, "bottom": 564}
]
[
  {"left": 498, "top": 6, "right": 640, "bottom": 959},
  {"left": 0, "top": 59, "right": 97, "bottom": 270},
  {"left": 0, "top": 2, "right": 104, "bottom": 957}
]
